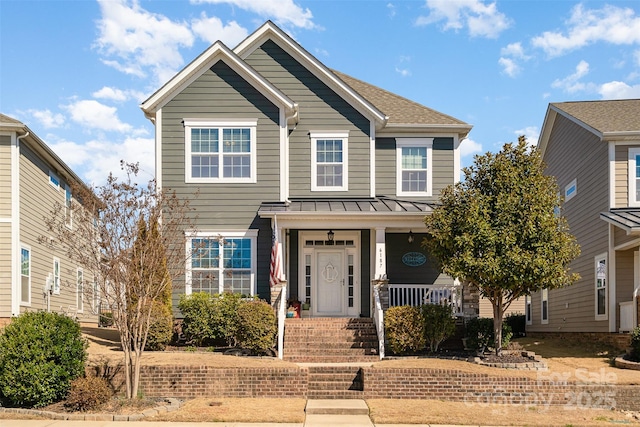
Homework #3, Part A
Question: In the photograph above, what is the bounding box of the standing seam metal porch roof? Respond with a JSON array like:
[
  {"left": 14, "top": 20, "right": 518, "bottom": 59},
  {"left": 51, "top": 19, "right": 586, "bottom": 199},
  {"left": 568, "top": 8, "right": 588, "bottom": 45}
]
[
  {"left": 258, "top": 196, "right": 438, "bottom": 216},
  {"left": 600, "top": 208, "right": 640, "bottom": 233}
]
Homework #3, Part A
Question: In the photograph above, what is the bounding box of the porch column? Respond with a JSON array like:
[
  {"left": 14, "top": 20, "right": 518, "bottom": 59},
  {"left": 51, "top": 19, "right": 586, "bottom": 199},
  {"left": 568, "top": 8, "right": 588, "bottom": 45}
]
[{"left": 374, "top": 227, "right": 387, "bottom": 280}]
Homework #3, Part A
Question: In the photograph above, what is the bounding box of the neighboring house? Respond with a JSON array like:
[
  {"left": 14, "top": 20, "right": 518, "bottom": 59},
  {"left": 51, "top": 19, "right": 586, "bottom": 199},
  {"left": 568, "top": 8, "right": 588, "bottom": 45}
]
[
  {"left": 0, "top": 113, "right": 98, "bottom": 325},
  {"left": 532, "top": 99, "right": 640, "bottom": 335},
  {"left": 140, "top": 21, "right": 472, "bottom": 318}
]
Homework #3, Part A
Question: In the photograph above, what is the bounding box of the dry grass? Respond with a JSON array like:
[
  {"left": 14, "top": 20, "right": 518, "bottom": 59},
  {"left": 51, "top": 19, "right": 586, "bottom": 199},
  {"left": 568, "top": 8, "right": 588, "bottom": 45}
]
[
  {"left": 149, "top": 398, "right": 306, "bottom": 423},
  {"left": 367, "top": 399, "right": 640, "bottom": 426}
]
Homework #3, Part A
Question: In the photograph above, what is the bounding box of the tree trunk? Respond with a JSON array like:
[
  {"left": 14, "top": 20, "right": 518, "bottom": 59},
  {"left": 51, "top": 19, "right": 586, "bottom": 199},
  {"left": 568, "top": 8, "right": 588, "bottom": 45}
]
[{"left": 492, "top": 303, "right": 504, "bottom": 356}]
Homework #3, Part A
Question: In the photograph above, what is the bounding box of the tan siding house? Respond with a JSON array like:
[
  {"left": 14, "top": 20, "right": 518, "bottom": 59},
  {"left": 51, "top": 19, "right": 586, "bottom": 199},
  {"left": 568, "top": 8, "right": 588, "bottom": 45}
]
[
  {"left": 0, "top": 114, "right": 97, "bottom": 325},
  {"left": 140, "top": 21, "right": 472, "bottom": 319},
  {"left": 536, "top": 99, "right": 640, "bottom": 334}
]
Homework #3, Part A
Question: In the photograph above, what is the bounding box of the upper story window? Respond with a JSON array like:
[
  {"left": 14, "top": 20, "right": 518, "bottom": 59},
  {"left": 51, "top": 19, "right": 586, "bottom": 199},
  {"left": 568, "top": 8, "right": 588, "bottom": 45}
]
[
  {"left": 187, "top": 231, "right": 258, "bottom": 296},
  {"left": 628, "top": 148, "right": 640, "bottom": 207},
  {"left": 311, "top": 131, "right": 348, "bottom": 191},
  {"left": 184, "top": 119, "right": 257, "bottom": 184},
  {"left": 564, "top": 178, "right": 577, "bottom": 202},
  {"left": 49, "top": 171, "right": 60, "bottom": 189},
  {"left": 65, "top": 184, "right": 73, "bottom": 228},
  {"left": 396, "top": 138, "right": 433, "bottom": 197}
]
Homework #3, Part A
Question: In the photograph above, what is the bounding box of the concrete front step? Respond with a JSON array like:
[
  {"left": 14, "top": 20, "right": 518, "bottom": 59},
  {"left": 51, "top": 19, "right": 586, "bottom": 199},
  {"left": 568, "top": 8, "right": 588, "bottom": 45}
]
[{"left": 305, "top": 399, "right": 370, "bottom": 415}]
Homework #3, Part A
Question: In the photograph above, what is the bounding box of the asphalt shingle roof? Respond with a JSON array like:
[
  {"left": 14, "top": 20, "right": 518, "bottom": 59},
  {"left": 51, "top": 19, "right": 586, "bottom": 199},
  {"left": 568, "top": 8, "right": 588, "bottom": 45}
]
[{"left": 552, "top": 99, "right": 640, "bottom": 134}]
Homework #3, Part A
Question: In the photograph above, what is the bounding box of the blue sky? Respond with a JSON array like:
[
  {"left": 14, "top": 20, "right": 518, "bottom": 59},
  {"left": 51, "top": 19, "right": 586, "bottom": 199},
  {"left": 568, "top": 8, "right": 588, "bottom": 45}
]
[{"left": 2, "top": 0, "right": 640, "bottom": 185}]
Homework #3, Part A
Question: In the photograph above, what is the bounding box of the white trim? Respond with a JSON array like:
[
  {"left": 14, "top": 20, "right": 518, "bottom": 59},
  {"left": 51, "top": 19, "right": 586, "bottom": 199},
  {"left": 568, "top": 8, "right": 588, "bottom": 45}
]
[
  {"left": 608, "top": 225, "right": 616, "bottom": 332},
  {"left": 76, "top": 267, "right": 84, "bottom": 313},
  {"left": 609, "top": 142, "right": 615, "bottom": 209},
  {"left": 614, "top": 237, "right": 640, "bottom": 251},
  {"left": 310, "top": 131, "right": 349, "bottom": 192},
  {"left": 53, "top": 257, "right": 61, "bottom": 295},
  {"left": 48, "top": 170, "right": 61, "bottom": 189},
  {"left": 564, "top": 178, "right": 577, "bottom": 202},
  {"left": 370, "top": 122, "right": 376, "bottom": 198},
  {"left": 19, "top": 244, "right": 31, "bottom": 306},
  {"left": 184, "top": 119, "right": 258, "bottom": 184},
  {"left": 628, "top": 147, "right": 640, "bottom": 207},
  {"left": 525, "top": 295, "right": 532, "bottom": 325},
  {"left": 185, "top": 230, "right": 259, "bottom": 296},
  {"left": 595, "top": 252, "right": 608, "bottom": 321},
  {"left": 155, "top": 109, "right": 163, "bottom": 190},
  {"left": 64, "top": 183, "right": 73, "bottom": 229},
  {"left": 541, "top": 288, "right": 549, "bottom": 324},
  {"left": 11, "top": 132, "right": 20, "bottom": 315},
  {"left": 279, "top": 109, "right": 288, "bottom": 201},
  {"left": 396, "top": 138, "right": 433, "bottom": 197}
]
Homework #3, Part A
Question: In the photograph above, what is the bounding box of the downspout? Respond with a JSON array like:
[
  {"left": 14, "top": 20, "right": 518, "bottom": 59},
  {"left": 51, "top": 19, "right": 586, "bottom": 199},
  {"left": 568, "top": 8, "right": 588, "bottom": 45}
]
[{"left": 12, "top": 132, "right": 29, "bottom": 316}]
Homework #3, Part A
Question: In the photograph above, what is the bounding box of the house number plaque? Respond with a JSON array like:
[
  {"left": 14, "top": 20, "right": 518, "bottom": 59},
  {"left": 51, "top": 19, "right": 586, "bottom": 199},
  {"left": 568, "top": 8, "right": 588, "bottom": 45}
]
[{"left": 402, "top": 252, "right": 426, "bottom": 267}]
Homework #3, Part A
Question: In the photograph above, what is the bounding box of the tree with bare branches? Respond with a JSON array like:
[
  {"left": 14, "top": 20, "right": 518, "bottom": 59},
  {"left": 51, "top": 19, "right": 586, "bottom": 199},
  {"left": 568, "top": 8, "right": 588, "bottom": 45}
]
[{"left": 41, "top": 162, "right": 197, "bottom": 399}]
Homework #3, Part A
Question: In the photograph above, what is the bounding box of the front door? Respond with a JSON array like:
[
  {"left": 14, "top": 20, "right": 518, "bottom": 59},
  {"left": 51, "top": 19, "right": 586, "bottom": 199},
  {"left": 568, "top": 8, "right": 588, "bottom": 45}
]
[{"left": 316, "top": 250, "right": 345, "bottom": 316}]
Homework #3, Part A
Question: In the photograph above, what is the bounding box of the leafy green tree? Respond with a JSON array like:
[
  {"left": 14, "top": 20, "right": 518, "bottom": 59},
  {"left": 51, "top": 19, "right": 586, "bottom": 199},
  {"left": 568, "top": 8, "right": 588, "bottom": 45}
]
[{"left": 424, "top": 137, "right": 580, "bottom": 354}]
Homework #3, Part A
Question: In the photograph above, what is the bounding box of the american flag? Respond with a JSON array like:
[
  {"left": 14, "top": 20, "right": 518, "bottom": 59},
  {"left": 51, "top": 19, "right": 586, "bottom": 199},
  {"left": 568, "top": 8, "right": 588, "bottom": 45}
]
[{"left": 269, "top": 216, "right": 284, "bottom": 287}]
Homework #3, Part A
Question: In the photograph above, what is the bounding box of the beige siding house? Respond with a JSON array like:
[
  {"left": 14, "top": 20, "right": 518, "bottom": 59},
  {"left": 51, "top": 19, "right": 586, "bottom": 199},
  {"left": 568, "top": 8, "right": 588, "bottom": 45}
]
[
  {"left": 0, "top": 114, "right": 97, "bottom": 325},
  {"left": 140, "top": 21, "right": 473, "bottom": 318},
  {"left": 532, "top": 99, "right": 640, "bottom": 334}
]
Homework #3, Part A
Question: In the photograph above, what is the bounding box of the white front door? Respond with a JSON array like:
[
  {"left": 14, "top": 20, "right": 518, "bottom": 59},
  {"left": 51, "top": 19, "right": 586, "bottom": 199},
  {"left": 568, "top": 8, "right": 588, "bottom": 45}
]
[{"left": 316, "top": 250, "right": 345, "bottom": 316}]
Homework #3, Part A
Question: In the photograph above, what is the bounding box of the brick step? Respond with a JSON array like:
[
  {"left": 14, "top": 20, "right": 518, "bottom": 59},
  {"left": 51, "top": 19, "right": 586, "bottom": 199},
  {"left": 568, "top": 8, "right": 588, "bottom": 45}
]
[
  {"left": 285, "top": 341, "right": 377, "bottom": 348},
  {"left": 285, "top": 349, "right": 377, "bottom": 357},
  {"left": 307, "top": 390, "right": 365, "bottom": 399},
  {"left": 286, "top": 355, "right": 379, "bottom": 363}
]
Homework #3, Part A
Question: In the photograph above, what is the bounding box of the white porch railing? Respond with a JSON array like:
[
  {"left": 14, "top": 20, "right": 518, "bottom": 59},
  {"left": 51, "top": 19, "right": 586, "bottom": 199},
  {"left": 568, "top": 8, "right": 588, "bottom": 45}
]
[
  {"left": 373, "top": 285, "right": 385, "bottom": 360},
  {"left": 275, "top": 283, "right": 287, "bottom": 359},
  {"left": 620, "top": 300, "right": 635, "bottom": 333},
  {"left": 389, "top": 283, "right": 462, "bottom": 315}
]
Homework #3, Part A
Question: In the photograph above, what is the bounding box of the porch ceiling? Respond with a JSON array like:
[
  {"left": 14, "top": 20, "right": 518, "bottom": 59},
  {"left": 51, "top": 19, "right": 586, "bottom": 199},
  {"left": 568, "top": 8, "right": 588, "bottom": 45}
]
[{"left": 600, "top": 209, "right": 640, "bottom": 233}]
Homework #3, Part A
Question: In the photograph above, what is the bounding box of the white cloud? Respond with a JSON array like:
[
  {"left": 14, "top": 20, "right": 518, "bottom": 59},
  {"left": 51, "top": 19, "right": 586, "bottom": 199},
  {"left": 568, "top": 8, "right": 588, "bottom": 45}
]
[
  {"left": 314, "top": 48, "right": 329, "bottom": 57},
  {"left": 598, "top": 81, "right": 640, "bottom": 99},
  {"left": 191, "top": 13, "right": 249, "bottom": 45},
  {"left": 551, "top": 60, "right": 590, "bottom": 93},
  {"left": 28, "top": 109, "right": 65, "bottom": 129},
  {"left": 514, "top": 127, "right": 539, "bottom": 147},
  {"left": 459, "top": 137, "right": 482, "bottom": 157},
  {"left": 387, "top": 3, "right": 396, "bottom": 18},
  {"left": 415, "top": 0, "right": 511, "bottom": 39},
  {"left": 63, "top": 99, "right": 133, "bottom": 133},
  {"left": 191, "top": 0, "right": 316, "bottom": 29},
  {"left": 500, "top": 42, "right": 525, "bottom": 59},
  {"left": 395, "top": 67, "right": 411, "bottom": 77},
  {"left": 49, "top": 135, "right": 155, "bottom": 186},
  {"left": 498, "top": 57, "right": 519, "bottom": 78},
  {"left": 95, "top": 0, "right": 194, "bottom": 85},
  {"left": 532, "top": 4, "right": 640, "bottom": 57},
  {"left": 92, "top": 87, "right": 127, "bottom": 102}
]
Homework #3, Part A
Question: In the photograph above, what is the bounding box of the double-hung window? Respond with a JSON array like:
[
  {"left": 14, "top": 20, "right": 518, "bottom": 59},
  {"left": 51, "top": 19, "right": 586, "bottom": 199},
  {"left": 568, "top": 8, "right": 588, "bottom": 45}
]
[
  {"left": 541, "top": 288, "right": 549, "bottom": 324},
  {"left": 184, "top": 119, "right": 257, "bottom": 183},
  {"left": 397, "top": 138, "right": 433, "bottom": 196},
  {"left": 311, "top": 132, "right": 348, "bottom": 191},
  {"left": 20, "top": 246, "right": 31, "bottom": 305},
  {"left": 187, "top": 231, "right": 257, "bottom": 296},
  {"left": 595, "top": 255, "right": 607, "bottom": 320},
  {"left": 628, "top": 148, "right": 640, "bottom": 206}
]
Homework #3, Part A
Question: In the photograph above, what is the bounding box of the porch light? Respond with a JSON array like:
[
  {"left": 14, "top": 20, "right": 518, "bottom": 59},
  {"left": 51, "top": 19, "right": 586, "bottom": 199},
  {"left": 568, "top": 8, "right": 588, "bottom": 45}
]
[
  {"left": 327, "top": 230, "right": 334, "bottom": 243},
  {"left": 408, "top": 230, "right": 414, "bottom": 244}
]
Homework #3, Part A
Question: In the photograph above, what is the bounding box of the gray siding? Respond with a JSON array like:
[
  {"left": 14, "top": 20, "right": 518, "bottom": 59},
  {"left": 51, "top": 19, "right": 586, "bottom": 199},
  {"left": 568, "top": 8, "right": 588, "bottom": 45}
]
[
  {"left": 530, "top": 114, "right": 609, "bottom": 333},
  {"left": 375, "top": 137, "right": 454, "bottom": 202},
  {"left": 244, "top": 40, "right": 372, "bottom": 197}
]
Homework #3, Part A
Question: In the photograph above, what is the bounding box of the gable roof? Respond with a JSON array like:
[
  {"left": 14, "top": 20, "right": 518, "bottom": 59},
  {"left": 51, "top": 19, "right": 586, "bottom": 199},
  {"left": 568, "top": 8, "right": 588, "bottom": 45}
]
[
  {"left": 539, "top": 99, "right": 640, "bottom": 154},
  {"left": 333, "top": 70, "right": 471, "bottom": 137},
  {"left": 141, "top": 40, "right": 297, "bottom": 119}
]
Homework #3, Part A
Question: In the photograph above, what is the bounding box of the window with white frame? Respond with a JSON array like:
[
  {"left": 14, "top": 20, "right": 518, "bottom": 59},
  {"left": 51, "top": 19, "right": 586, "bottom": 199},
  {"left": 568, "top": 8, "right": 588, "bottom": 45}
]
[
  {"left": 396, "top": 138, "right": 433, "bottom": 196},
  {"left": 65, "top": 184, "right": 72, "bottom": 228},
  {"left": 184, "top": 119, "right": 257, "bottom": 183},
  {"left": 311, "top": 131, "right": 348, "bottom": 191},
  {"left": 525, "top": 295, "right": 532, "bottom": 325},
  {"left": 20, "top": 246, "right": 31, "bottom": 304},
  {"left": 564, "top": 179, "right": 577, "bottom": 202},
  {"left": 595, "top": 255, "right": 607, "bottom": 320},
  {"left": 77, "top": 268, "right": 84, "bottom": 313},
  {"left": 53, "top": 258, "right": 61, "bottom": 294},
  {"left": 541, "top": 288, "right": 549, "bottom": 324},
  {"left": 628, "top": 148, "right": 640, "bottom": 206},
  {"left": 187, "top": 231, "right": 257, "bottom": 296},
  {"left": 49, "top": 171, "right": 60, "bottom": 189}
]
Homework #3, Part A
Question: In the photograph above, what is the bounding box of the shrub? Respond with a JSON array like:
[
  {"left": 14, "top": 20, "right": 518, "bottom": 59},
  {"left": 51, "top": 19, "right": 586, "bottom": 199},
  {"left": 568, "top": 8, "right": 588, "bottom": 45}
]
[
  {"left": 629, "top": 326, "right": 640, "bottom": 362},
  {"left": 178, "top": 292, "right": 216, "bottom": 345},
  {"left": 464, "top": 317, "right": 512, "bottom": 352},
  {"left": 384, "top": 306, "right": 425, "bottom": 355},
  {"left": 505, "top": 313, "right": 526, "bottom": 337},
  {"left": 64, "top": 376, "right": 113, "bottom": 412},
  {"left": 0, "top": 312, "right": 87, "bottom": 408},
  {"left": 144, "top": 302, "right": 173, "bottom": 351},
  {"left": 211, "top": 292, "right": 245, "bottom": 347},
  {"left": 421, "top": 303, "right": 456, "bottom": 353},
  {"left": 236, "top": 300, "right": 277, "bottom": 354}
]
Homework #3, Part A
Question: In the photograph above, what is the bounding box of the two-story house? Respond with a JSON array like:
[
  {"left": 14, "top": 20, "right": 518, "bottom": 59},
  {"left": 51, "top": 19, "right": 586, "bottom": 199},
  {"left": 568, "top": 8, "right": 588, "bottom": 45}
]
[
  {"left": 531, "top": 99, "right": 640, "bottom": 337},
  {"left": 141, "top": 21, "right": 471, "bottom": 319},
  {"left": 0, "top": 113, "right": 98, "bottom": 325}
]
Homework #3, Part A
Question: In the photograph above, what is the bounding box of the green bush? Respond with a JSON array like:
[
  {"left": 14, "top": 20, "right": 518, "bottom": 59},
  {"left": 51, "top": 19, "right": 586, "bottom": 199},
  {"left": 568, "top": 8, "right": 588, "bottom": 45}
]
[
  {"left": 384, "top": 306, "right": 425, "bottom": 355},
  {"left": 421, "top": 304, "right": 456, "bottom": 353},
  {"left": 464, "top": 317, "right": 513, "bottom": 352},
  {"left": 178, "top": 292, "right": 216, "bottom": 345},
  {"left": 64, "top": 376, "right": 113, "bottom": 412},
  {"left": 236, "top": 300, "right": 277, "bottom": 354},
  {"left": 629, "top": 326, "right": 640, "bottom": 362},
  {"left": 0, "top": 312, "right": 87, "bottom": 408},
  {"left": 211, "top": 292, "right": 245, "bottom": 347},
  {"left": 144, "top": 302, "right": 173, "bottom": 351}
]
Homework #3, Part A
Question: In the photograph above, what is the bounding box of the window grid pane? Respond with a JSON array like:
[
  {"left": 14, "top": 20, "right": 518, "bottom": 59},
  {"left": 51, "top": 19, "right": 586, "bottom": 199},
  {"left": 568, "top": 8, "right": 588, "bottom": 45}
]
[
  {"left": 191, "top": 128, "right": 219, "bottom": 153},
  {"left": 401, "top": 146, "right": 427, "bottom": 192},
  {"left": 223, "top": 154, "right": 251, "bottom": 178},
  {"left": 222, "top": 128, "right": 251, "bottom": 153},
  {"left": 316, "top": 139, "right": 343, "bottom": 187}
]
